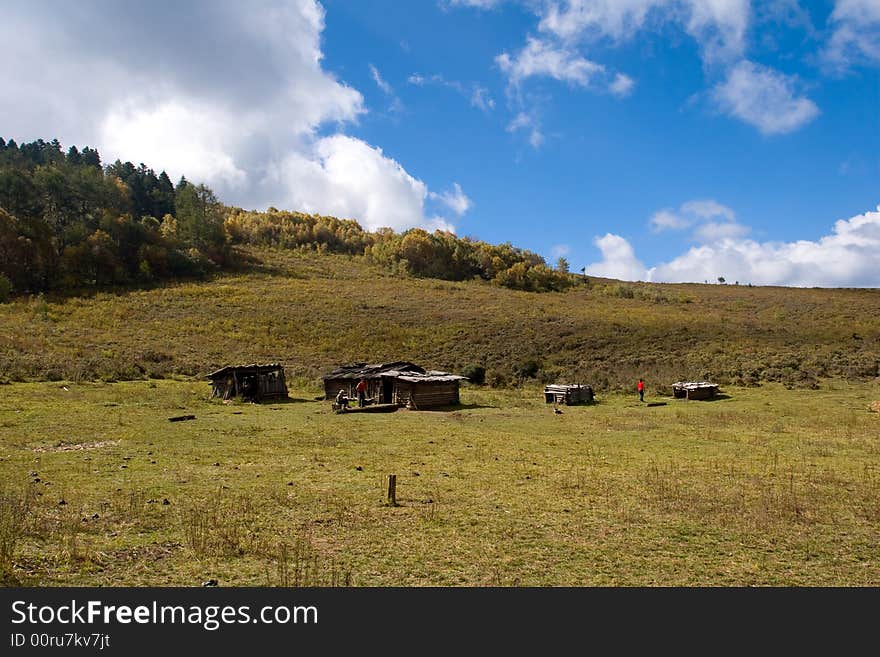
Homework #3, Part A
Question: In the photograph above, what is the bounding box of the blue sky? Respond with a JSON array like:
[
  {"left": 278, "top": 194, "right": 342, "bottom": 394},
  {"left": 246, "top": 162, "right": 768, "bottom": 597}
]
[{"left": 3, "top": 1, "right": 879, "bottom": 286}]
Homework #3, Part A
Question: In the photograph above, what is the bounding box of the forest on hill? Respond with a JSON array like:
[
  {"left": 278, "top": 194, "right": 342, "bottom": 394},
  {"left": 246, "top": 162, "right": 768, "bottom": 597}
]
[{"left": 0, "top": 137, "right": 573, "bottom": 299}]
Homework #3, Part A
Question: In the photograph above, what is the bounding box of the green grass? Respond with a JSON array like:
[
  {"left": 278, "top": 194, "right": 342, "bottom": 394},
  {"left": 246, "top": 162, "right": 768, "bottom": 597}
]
[{"left": 1, "top": 379, "right": 878, "bottom": 586}]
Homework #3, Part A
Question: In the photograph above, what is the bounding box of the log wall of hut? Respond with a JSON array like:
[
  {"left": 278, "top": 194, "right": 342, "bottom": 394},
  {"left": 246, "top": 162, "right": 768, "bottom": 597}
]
[
  {"left": 208, "top": 365, "right": 287, "bottom": 401},
  {"left": 394, "top": 380, "right": 460, "bottom": 409}
]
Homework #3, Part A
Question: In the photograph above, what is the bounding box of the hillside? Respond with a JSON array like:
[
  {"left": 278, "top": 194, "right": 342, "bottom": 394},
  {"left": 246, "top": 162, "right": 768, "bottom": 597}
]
[{"left": 1, "top": 246, "right": 878, "bottom": 391}]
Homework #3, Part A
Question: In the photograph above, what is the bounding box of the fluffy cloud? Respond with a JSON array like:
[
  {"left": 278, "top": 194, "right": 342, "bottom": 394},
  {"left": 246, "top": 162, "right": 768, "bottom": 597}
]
[
  {"left": 650, "top": 209, "right": 693, "bottom": 231},
  {"left": 1, "top": 0, "right": 461, "bottom": 232},
  {"left": 681, "top": 199, "right": 736, "bottom": 220},
  {"left": 692, "top": 221, "right": 750, "bottom": 242},
  {"left": 586, "top": 233, "right": 649, "bottom": 280},
  {"left": 588, "top": 205, "right": 880, "bottom": 287},
  {"left": 824, "top": 0, "right": 880, "bottom": 68},
  {"left": 430, "top": 183, "right": 473, "bottom": 217},
  {"left": 269, "top": 135, "right": 455, "bottom": 232},
  {"left": 100, "top": 100, "right": 249, "bottom": 190},
  {"left": 609, "top": 73, "right": 636, "bottom": 97},
  {"left": 711, "top": 60, "right": 819, "bottom": 134},
  {"left": 496, "top": 37, "right": 605, "bottom": 87}
]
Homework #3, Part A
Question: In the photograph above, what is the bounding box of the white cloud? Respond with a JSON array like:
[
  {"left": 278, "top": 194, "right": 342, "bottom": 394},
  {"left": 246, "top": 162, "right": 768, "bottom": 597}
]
[
  {"left": 539, "top": 0, "right": 666, "bottom": 42},
  {"left": 100, "top": 100, "right": 249, "bottom": 189},
  {"left": 537, "top": 0, "right": 750, "bottom": 62},
  {"left": 685, "top": 0, "right": 751, "bottom": 62},
  {"left": 430, "top": 183, "right": 473, "bottom": 216},
  {"left": 370, "top": 63, "right": 404, "bottom": 114},
  {"left": 370, "top": 63, "right": 394, "bottom": 95},
  {"left": 496, "top": 37, "right": 605, "bottom": 88},
  {"left": 1, "top": 0, "right": 458, "bottom": 233},
  {"left": 585, "top": 233, "right": 649, "bottom": 280},
  {"left": 506, "top": 112, "right": 545, "bottom": 148},
  {"left": 471, "top": 86, "right": 496, "bottom": 111},
  {"left": 650, "top": 199, "right": 739, "bottom": 236},
  {"left": 408, "top": 72, "right": 494, "bottom": 112},
  {"left": 270, "top": 135, "right": 455, "bottom": 232},
  {"left": 692, "top": 220, "right": 750, "bottom": 242},
  {"left": 552, "top": 244, "right": 572, "bottom": 257},
  {"left": 609, "top": 73, "right": 636, "bottom": 97},
  {"left": 589, "top": 205, "right": 880, "bottom": 287},
  {"left": 445, "top": 0, "right": 503, "bottom": 8},
  {"left": 650, "top": 209, "right": 693, "bottom": 231},
  {"left": 711, "top": 60, "right": 819, "bottom": 134},
  {"left": 824, "top": 0, "right": 880, "bottom": 68},
  {"left": 681, "top": 198, "right": 736, "bottom": 220}
]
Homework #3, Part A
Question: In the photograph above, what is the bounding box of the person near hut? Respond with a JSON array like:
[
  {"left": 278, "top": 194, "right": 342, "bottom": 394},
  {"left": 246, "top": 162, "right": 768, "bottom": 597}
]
[
  {"left": 335, "top": 388, "right": 349, "bottom": 410},
  {"left": 356, "top": 378, "right": 367, "bottom": 407},
  {"left": 637, "top": 378, "right": 645, "bottom": 402}
]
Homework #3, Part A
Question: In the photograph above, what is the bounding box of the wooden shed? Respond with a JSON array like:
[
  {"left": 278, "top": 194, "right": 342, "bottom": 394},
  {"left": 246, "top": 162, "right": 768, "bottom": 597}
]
[
  {"left": 672, "top": 381, "right": 719, "bottom": 400},
  {"left": 392, "top": 371, "right": 467, "bottom": 409},
  {"left": 544, "top": 383, "right": 594, "bottom": 405},
  {"left": 207, "top": 363, "right": 288, "bottom": 401},
  {"left": 323, "top": 362, "right": 425, "bottom": 403},
  {"left": 323, "top": 362, "right": 466, "bottom": 409}
]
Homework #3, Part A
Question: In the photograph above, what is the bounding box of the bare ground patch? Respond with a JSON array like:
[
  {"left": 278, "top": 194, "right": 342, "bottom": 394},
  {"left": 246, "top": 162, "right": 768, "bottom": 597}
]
[{"left": 32, "top": 439, "right": 120, "bottom": 453}]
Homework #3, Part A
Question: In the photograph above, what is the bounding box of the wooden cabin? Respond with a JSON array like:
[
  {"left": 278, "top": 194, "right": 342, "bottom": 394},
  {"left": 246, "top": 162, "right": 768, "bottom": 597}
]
[
  {"left": 323, "top": 362, "right": 424, "bottom": 403},
  {"left": 394, "top": 371, "right": 467, "bottom": 409},
  {"left": 207, "top": 364, "right": 288, "bottom": 401},
  {"left": 544, "top": 383, "right": 594, "bottom": 405},
  {"left": 671, "top": 381, "right": 719, "bottom": 400},
  {"left": 323, "top": 362, "right": 466, "bottom": 409}
]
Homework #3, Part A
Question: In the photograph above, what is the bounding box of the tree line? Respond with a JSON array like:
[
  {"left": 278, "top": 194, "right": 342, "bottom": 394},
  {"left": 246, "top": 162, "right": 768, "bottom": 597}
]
[
  {"left": 0, "top": 137, "right": 228, "bottom": 298},
  {"left": 0, "top": 137, "right": 575, "bottom": 299},
  {"left": 227, "top": 208, "right": 576, "bottom": 292}
]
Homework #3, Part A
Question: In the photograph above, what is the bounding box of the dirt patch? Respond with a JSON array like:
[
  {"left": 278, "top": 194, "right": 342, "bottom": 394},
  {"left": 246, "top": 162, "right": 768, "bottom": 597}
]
[
  {"left": 869, "top": 401, "right": 880, "bottom": 414},
  {"left": 104, "top": 541, "right": 182, "bottom": 563},
  {"left": 32, "top": 439, "right": 120, "bottom": 453}
]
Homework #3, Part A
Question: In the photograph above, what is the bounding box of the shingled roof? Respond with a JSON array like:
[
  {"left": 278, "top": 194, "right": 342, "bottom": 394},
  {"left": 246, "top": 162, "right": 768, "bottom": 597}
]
[{"left": 323, "top": 361, "right": 425, "bottom": 380}]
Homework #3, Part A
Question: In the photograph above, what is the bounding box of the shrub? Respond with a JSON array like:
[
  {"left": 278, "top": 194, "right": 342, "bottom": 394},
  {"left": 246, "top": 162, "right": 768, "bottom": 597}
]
[
  {"left": 514, "top": 359, "right": 541, "bottom": 380},
  {"left": 461, "top": 365, "right": 486, "bottom": 385},
  {"left": 0, "top": 274, "right": 10, "bottom": 302}
]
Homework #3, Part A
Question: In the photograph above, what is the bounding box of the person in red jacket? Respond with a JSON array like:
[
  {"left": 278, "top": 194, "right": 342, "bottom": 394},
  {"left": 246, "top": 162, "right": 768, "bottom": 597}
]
[
  {"left": 356, "top": 378, "right": 367, "bottom": 407},
  {"left": 637, "top": 378, "right": 645, "bottom": 402}
]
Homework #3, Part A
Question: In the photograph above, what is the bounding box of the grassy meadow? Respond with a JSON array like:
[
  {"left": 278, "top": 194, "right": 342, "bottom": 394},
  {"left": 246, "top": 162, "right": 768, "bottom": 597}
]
[
  {"left": 1, "top": 378, "right": 878, "bottom": 586},
  {"left": 0, "top": 247, "right": 878, "bottom": 390}
]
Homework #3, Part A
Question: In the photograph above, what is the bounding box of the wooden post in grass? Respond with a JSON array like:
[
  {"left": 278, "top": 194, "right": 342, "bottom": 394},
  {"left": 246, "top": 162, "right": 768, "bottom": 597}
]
[{"left": 387, "top": 474, "right": 397, "bottom": 506}]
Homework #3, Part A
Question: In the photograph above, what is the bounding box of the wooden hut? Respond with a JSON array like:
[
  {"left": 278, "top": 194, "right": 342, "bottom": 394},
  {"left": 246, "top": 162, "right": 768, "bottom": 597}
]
[
  {"left": 671, "top": 381, "right": 719, "bottom": 400},
  {"left": 323, "top": 362, "right": 425, "bottom": 403},
  {"left": 323, "top": 362, "right": 466, "bottom": 409},
  {"left": 207, "top": 364, "right": 288, "bottom": 401},
  {"left": 544, "top": 383, "right": 594, "bottom": 405},
  {"left": 392, "top": 371, "right": 467, "bottom": 409}
]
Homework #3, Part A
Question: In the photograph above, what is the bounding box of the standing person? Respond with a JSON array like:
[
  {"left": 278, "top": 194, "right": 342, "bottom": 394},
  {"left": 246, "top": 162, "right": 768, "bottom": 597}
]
[
  {"left": 637, "top": 378, "right": 645, "bottom": 402},
  {"left": 356, "top": 378, "right": 367, "bottom": 407}
]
